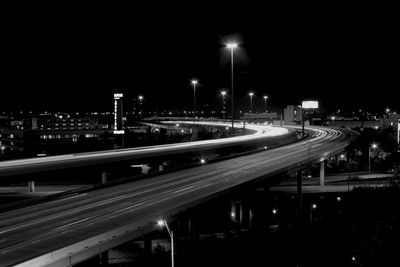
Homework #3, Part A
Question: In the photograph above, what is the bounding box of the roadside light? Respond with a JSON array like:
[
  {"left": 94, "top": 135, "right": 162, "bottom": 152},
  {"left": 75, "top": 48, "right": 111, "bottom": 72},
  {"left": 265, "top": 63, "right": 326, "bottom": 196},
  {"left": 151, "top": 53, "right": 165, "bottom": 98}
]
[
  {"left": 272, "top": 209, "right": 277, "bottom": 215},
  {"left": 157, "top": 220, "right": 165, "bottom": 227},
  {"left": 337, "top": 196, "right": 341, "bottom": 202},
  {"left": 231, "top": 212, "right": 235, "bottom": 218},
  {"left": 200, "top": 158, "right": 206, "bottom": 164},
  {"left": 312, "top": 203, "right": 317, "bottom": 209}
]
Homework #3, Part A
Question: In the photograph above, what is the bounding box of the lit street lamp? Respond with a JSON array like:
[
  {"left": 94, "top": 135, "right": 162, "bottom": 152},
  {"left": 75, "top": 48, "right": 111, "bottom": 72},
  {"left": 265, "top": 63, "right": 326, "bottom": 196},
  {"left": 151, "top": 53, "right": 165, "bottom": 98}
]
[
  {"left": 369, "top": 143, "right": 378, "bottom": 173},
  {"left": 263, "top": 95, "right": 268, "bottom": 112},
  {"left": 138, "top": 95, "right": 144, "bottom": 116},
  {"left": 191, "top": 80, "right": 198, "bottom": 116},
  {"left": 226, "top": 42, "right": 238, "bottom": 128},
  {"left": 249, "top": 92, "right": 254, "bottom": 113},
  {"left": 157, "top": 220, "right": 174, "bottom": 267},
  {"left": 310, "top": 203, "right": 317, "bottom": 223},
  {"left": 272, "top": 208, "right": 277, "bottom": 220},
  {"left": 221, "top": 90, "right": 227, "bottom": 120}
]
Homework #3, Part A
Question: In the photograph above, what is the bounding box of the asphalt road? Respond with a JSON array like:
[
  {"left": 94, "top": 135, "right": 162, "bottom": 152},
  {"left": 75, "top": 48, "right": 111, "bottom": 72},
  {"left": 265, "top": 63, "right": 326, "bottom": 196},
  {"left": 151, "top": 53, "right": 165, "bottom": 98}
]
[
  {"left": 0, "top": 126, "right": 357, "bottom": 266},
  {"left": 0, "top": 122, "right": 288, "bottom": 177}
]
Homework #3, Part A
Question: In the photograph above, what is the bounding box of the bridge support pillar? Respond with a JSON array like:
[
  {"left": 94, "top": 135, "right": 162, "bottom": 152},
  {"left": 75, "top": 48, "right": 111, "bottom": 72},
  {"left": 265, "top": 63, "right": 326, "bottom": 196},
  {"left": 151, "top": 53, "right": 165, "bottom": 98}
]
[
  {"left": 101, "top": 171, "right": 107, "bottom": 184},
  {"left": 296, "top": 171, "right": 303, "bottom": 220},
  {"left": 28, "top": 181, "right": 35, "bottom": 192},
  {"left": 144, "top": 234, "right": 152, "bottom": 265},
  {"left": 320, "top": 161, "right": 325, "bottom": 186},
  {"left": 99, "top": 250, "right": 109, "bottom": 265}
]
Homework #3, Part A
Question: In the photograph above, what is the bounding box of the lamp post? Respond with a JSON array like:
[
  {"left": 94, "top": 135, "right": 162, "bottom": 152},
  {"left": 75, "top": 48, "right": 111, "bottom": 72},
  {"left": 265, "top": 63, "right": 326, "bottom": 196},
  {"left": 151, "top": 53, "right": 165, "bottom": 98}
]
[
  {"left": 263, "top": 95, "right": 268, "bottom": 112},
  {"left": 369, "top": 143, "right": 378, "bottom": 173},
  {"left": 226, "top": 42, "right": 238, "bottom": 128},
  {"left": 157, "top": 220, "right": 174, "bottom": 267},
  {"left": 138, "top": 95, "right": 144, "bottom": 117},
  {"left": 191, "top": 80, "right": 198, "bottom": 116},
  {"left": 221, "top": 90, "right": 227, "bottom": 121},
  {"left": 249, "top": 92, "right": 254, "bottom": 113},
  {"left": 310, "top": 203, "right": 317, "bottom": 223}
]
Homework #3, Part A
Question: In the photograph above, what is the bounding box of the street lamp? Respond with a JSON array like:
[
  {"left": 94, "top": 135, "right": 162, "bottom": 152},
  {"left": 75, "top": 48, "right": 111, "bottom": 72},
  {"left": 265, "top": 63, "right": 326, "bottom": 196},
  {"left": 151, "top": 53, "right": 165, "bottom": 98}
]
[
  {"left": 157, "top": 220, "right": 174, "bottom": 267},
  {"left": 226, "top": 42, "right": 238, "bottom": 128},
  {"left": 248, "top": 92, "right": 254, "bottom": 113},
  {"left": 369, "top": 143, "right": 378, "bottom": 173},
  {"left": 272, "top": 208, "right": 277, "bottom": 220},
  {"left": 310, "top": 203, "right": 317, "bottom": 223},
  {"left": 138, "top": 95, "right": 144, "bottom": 116},
  {"left": 221, "top": 90, "right": 227, "bottom": 120},
  {"left": 263, "top": 95, "right": 268, "bottom": 112},
  {"left": 191, "top": 79, "right": 198, "bottom": 116}
]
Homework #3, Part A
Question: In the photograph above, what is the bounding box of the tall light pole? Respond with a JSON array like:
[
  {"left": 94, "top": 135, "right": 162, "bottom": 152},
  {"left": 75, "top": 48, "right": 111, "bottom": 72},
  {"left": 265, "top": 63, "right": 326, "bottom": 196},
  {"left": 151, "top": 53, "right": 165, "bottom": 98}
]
[
  {"left": 221, "top": 90, "right": 227, "bottom": 120},
  {"left": 191, "top": 80, "right": 198, "bottom": 116},
  {"left": 263, "top": 95, "right": 268, "bottom": 112},
  {"left": 158, "top": 220, "right": 174, "bottom": 267},
  {"left": 369, "top": 143, "right": 378, "bottom": 173},
  {"left": 138, "top": 95, "right": 144, "bottom": 117},
  {"left": 226, "top": 42, "right": 238, "bottom": 128},
  {"left": 249, "top": 92, "right": 254, "bottom": 113}
]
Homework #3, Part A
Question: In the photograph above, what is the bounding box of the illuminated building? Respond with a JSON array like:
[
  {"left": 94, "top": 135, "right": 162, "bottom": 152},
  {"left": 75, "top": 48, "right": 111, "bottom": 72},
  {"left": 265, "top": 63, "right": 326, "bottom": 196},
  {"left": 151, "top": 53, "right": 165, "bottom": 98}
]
[{"left": 113, "top": 88, "right": 124, "bottom": 134}]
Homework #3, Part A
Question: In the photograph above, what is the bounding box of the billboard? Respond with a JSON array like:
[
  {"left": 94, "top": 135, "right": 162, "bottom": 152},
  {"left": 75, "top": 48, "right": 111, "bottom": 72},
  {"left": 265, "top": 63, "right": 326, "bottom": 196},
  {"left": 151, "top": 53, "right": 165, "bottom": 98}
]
[{"left": 302, "top": 101, "right": 319, "bottom": 109}]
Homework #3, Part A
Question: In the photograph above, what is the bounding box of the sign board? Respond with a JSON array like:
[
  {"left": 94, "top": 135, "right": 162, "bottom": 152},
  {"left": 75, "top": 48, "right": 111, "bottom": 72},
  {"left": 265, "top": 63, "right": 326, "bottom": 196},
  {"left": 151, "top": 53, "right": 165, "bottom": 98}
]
[
  {"left": 302, "top": 101, "right": 319, "bottom": 109},
  {"left": 398, "top": 119, "right": 400, "bottom": 145}
]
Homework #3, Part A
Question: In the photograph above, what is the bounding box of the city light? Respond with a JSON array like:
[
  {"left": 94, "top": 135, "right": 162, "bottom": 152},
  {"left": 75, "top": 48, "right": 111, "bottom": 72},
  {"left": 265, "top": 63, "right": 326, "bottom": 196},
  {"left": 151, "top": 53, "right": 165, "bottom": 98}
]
[
  {"left": 226, "top": 42, "right": 238, "bottom": 49},
  {"left": 200, "top": 158, "right": 206, "bottom": 164}
]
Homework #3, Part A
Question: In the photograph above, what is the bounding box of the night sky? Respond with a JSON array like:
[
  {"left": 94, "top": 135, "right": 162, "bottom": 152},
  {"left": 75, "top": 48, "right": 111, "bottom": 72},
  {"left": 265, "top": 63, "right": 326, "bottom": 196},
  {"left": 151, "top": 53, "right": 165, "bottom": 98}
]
[{"left": 2, "top": 6, "right": 398, "bottom": 113}]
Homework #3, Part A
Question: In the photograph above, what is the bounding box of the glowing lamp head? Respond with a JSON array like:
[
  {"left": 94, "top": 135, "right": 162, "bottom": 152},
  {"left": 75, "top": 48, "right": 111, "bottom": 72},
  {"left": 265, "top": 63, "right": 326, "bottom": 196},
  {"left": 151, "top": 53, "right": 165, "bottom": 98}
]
[
  {"left": 221, "top": 91, "right": 227, "bottom": 96},
  {"left": 312, "top": 204, "right": 317, "bottom": 209},
  {"left": 157, "top": 220, "right": 165, "bottom": 227},
  {"left": 138, "top": 95, "right": 143, "bottom": 100},
  {"left": 191, "top": 80, "right": 198, "bottom": 85},
  {"left": 249, "top": 92, "right": 254, "bottom": 96},
  {"left": 272, "top": 209, "right": 277, "bottom": 214},
  {"left": 226, "top": 43, "right": 238, "bottom": 49},
  {"left": 371, "top": 143, "right": 378, "bottom": 149},
  {"left": 263, "top": 96, "right": 268, "bottom": 100},
  {"left": 200, "top": 158, "right": 206, "bottom": 164}
]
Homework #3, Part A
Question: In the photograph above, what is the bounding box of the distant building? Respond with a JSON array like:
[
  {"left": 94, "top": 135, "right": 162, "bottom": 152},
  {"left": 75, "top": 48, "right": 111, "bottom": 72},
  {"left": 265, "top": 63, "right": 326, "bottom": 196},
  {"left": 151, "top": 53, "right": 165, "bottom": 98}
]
[
  {"left": 113, "top": 88, "right": 124, "bottom": 134},
  {"left": 284, "top": 105, "right": 302, "bottom": 125},
  {"left": 241, "top": 112, "right": 279, "bottom": 122},
  {"left": 0, "top": 113, "right": 113, "bottom": 158}
]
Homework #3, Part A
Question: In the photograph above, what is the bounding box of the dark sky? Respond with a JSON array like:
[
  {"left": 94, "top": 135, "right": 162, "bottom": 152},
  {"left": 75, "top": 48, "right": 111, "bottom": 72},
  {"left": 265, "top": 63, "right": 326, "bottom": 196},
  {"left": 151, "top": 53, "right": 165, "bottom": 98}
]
[{"left": 2, "top": 5, "right": 399, "bottom": 114}]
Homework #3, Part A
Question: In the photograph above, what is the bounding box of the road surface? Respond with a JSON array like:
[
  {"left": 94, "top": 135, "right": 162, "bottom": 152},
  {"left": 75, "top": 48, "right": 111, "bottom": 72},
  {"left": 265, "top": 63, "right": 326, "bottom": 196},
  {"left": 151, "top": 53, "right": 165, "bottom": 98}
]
[
  {"left": 0, "top": 126, "right": 357, "bottom": 266},
  {"left": 0, "top": 122, "right": 288, "bottom": 177}
]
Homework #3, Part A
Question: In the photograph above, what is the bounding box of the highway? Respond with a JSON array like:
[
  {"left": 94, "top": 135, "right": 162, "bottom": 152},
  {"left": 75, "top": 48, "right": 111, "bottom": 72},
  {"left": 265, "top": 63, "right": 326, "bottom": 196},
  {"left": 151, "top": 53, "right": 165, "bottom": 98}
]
[
  {"left": 0, "top": 126, "right": 357, "bottom": 266},
  {"left": 0, "top": 122, "right": 288, "bottom": 177}
]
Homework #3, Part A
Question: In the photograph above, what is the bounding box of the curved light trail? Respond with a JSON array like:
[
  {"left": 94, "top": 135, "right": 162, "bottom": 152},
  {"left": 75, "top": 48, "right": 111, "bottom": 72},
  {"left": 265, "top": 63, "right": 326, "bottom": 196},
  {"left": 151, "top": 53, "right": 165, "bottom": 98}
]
[{"left": 0, "top": 125, "right": 358, "bottom": 266}]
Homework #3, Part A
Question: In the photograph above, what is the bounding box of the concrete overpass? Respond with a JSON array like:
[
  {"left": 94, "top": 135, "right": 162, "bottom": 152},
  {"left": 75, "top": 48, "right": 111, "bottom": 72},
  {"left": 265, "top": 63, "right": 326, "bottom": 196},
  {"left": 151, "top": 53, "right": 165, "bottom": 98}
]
[{"left": 0, "top": 125, "right": 358, "bottom": 266}]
